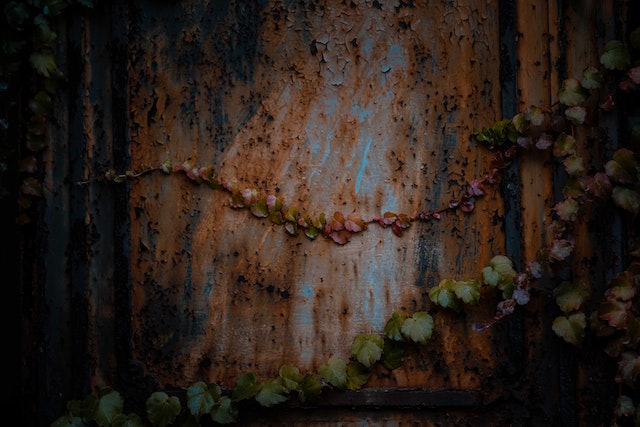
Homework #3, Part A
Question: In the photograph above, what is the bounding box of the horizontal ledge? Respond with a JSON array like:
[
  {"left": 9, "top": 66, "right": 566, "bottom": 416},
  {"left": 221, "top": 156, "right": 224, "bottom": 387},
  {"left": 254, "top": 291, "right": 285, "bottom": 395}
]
[{"left": 285, "top": 388, "right": 484, "bottom": 408}]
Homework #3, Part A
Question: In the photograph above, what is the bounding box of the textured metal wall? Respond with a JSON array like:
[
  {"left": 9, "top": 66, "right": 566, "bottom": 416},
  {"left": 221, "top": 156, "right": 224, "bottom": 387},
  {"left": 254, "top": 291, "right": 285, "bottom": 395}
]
[{"left": 26, "top": 0, "right": 629, "bottom": 426}]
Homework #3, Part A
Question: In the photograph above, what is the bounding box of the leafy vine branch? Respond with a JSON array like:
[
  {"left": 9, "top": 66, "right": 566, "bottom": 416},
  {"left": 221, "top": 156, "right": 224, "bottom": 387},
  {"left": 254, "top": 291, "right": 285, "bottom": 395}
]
[{"left": 51, "top": 26, "right": 640, "bottom": 427}]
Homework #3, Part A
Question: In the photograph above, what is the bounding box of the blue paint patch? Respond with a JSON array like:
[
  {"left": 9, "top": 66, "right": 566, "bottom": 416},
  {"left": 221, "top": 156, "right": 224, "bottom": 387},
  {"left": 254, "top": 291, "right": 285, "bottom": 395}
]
[
  {"left": 300, "top": 285, "right": 315, "bottom": 299},
  {"left": 355, "top": 137, "right": 372, "bottom": 194}
]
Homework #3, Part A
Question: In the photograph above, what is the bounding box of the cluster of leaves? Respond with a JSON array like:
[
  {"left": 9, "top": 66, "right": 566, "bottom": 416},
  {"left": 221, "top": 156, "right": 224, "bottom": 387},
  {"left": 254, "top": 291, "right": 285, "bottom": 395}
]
[
  {"left": 473, "top": 26, "right": 640, "bottom": 424},
  {"left": 52, "top": 310, "right": 437, "bottom": 426},
  {"left": 89, "top": 157, "right": 489, "bottom": 246},
  {"left": 1, "top": 0, "right": 96, "bottom": 224}
]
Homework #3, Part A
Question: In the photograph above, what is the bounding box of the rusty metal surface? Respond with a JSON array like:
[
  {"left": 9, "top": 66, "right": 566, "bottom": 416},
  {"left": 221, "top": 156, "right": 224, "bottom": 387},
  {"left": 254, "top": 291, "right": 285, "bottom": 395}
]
[
  {"left": 125, "top": 0, "right": 505, "bottom": 390},
  {"left": 23, "top": 0, "right": 630, "bottom": 426}
]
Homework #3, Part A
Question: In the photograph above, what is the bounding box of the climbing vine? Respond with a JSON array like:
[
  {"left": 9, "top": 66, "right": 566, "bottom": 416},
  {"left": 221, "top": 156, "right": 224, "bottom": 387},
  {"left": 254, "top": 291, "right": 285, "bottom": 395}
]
[
  {"left": 47, "top": 25, "right": 640, "bottom": 427},
  {"left": 5, "top": 2, "right": 639, "bottom": 426}
]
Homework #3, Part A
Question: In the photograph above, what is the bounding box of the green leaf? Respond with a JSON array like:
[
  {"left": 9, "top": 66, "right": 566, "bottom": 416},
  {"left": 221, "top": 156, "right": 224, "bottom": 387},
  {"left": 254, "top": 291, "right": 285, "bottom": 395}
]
[
  {"left": 51, "top": 415, "right": 86, "bottom": 427},
  {"left": 580, "top": 66, "right": 604, "bottom": 89},
  {"left": 146, "top": 392, "right": 181, "bottom": 427},
  {"left": 279, "top": 364, "right": 304, "bottom": 391},
  {"left": 384, "top": 311, "right": 408, "bottom": 341},
  {"left": 482, "top": 255, "right": 516, "bottom": 289},
  {"left": 600, "top": 40, "right": 631, "bottom": 70},
  {"left": 29, "top": 51, "right": 58, "bottom": 77},
  {"left": 298, "top": 374, "right": 323, "bottom": 402},
  {"left": 552, "top": 312, "right": 586, "bottom": 346},
  {"left": 351, "top": 333, "right": 384, "bottom": 368},
  {"left": 564, "top": 106, "right": 587, "bottom": 125},
  {"left": 612, "top": 186, "right": 640, "bottom": 215},
  {"left": 231, "top": 372, "right": 262, "bottom": 401},
  {"left": 558, "top": 78, "right": 588, "bottom": 106},
  {"left": 250, "top": 198, "right": 269, "bottom": 218},
  {"left": 381, "top": 338, "right": 405, "bottom": 370},
  {"left": 563, "top": 155, "right": 585, "bottom": 176},
  {"left": 255, "top": 378, "right": 290, "bottom": 407},
  {"left": 111, "top": 413, "right": 144, "bottom": 427},
  {"left": 606, "top": 148, "right": 638, "bottom": 184},
  {"left": 4, "top": 2, "right": 30, "bottom": 27},
  {"left": 186, "top": 382, "right": 219, "bottom": 418},
  {"left": 210, "top": 396, "right": 237, "bottom": 425},
  {"left": 452, "top": 279, "right": 481, "bottom": 304},
  {"left": 553, "top": 281, "right": 589, "bottom": 313},
  {"left": 428, "top": 282, "right": 460, "bottom": 311},
  {"left": 284, "top": 206, "right": 298, "bottom": 222},
  {"left": 319, "top": 357, "right": 348, "bottom": 390},
  {"left": 346, "top": 362, "right": 371, "bottom": 390},
  {"left": 29, "top": 90, "right": 53, "bottom": 116},
  {"left": 89, "top": 388, "right": 124, "bottom": 427},
  {"left": 401, "top": 312, "right": 434, "bottom": 345},
  {"left": 553, "top": 133, "right": 576, "bottom": 158}
]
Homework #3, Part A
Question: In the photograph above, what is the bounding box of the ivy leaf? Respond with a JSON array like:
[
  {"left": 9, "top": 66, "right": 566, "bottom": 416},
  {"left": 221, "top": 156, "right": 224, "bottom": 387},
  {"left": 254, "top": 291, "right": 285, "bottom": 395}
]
[
  {"left": 351, "top": 333, "right": 384, "bottom": 368},
  {"left": 91, "top": 388, "right": 124, "bottom": 427},
  {"left": 384, "top": 311, "right": 408, "bottom": 341},
  {"left": 381, "top": 338, "right": 405, "bottom": 370},
  {"left": 428, "top": 280, "right": 460, "bottom": 311},
  {"left": 4, "top": 1, "right": 30, "bottom": 27},
  {"left": 600, "top": 40, "right": 631, "bottom": 70},
  {"left": 231, "top": 373, "right": 262, "bottom": 401},
  {"left": 298, "top": 374, "right": 323, "bottom": 403},
  {"left": 581, "top": 66, "right": 604, "bottom": 89},
  {"left": 255, "top": 378, "right": 290, "bottom": 407},
  {"left": 400, "top": 312, "right": 434, "bottom": 345},
  {"left": 29, "top": 90, "right": 53, "bottom": 116},
  {"left": 482, "top": 255, "right": 516, "bottom": 288},
  {"left": 584, "top": 172, "right": 613, "bottom": 199},
  {"left": 21, "top": 177, "right": 44, "bottom": 197},
  {"left": 29, "top": 51, "right": 58, "bottom": 77},
  {"left": 553, "top": 281, "right": 589, "bottom": 313},
  {"left": 599, "top": 299, "right": 632, "bottom": 328},
  {"left": 553, "top": 198, "right": 580, "bottom": 222},
  {"left": 605, "top": 148, "right": 638, "bottom": 184},
  {"left": 549, "top": 239, "right": 574, "bottom": 261},
  {"left": 615, "top": 395, "right": 635, "bottom": 417},
  {"left": 618, "top": 352, "right": 640, "bottom": 387},
  {"left": 605, "top": 271, "right": 637, "bottom": 301},
  {"left": 344, "top": 211, "right": 367, "bottom": 232},
  {"left": 279, "top": 364, "right": 304, "bottom": 391},
  {"left": 346, "top": 362, "right": 371, "bottom": 390},
  {"left": 452, "top": 279, "right": 481, "bottom": 304},
  {"left": 612, "top": 186, "right": 640, "bottom": 215},
  {"left": 319, "top": 357, "right": 348, "bottom": 390},
  {"left": 525, "top": 105, "right": 546, "bottom": 127},
  {"left": 186, "top": 381, "right": 219, "bottom": 417},
  {"left": 553, "top": 133, "right": 576, "bottom": 158},
  {"left": 210, "top": 396, "right": 237, "bottom": 425},
  {"left": 552, "top": 312, "right": 586, "bottom": 346},
  {"left": 250, "top": 198, "right": 269, "bottom": 218},
  {"left": 284, "top": 221, "right": 298, "bottom": 235},
  {"left": 111, "top": 413, "right": 144, "bottom": 427},
  {"left": 146, "top": 392, "right": 181, "bottom": 427},
  {"left": 535, "top": 133, "right": 555, "bottom": 150},
  {"left": 51, "top": 415, "right": 86, "bottom": 427},
  {"left": 564, "top": 106, "right": 587, "bottom": 125},
  {"left": 558, "top": 78, "right": 588, "bottom": 106}
]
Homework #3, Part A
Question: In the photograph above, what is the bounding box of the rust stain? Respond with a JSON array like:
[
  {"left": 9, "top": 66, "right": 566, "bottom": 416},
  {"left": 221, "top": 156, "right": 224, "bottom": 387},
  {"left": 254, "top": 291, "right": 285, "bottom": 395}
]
[{"left": 127, "top": 0, "right": 504, "bottom": 388}]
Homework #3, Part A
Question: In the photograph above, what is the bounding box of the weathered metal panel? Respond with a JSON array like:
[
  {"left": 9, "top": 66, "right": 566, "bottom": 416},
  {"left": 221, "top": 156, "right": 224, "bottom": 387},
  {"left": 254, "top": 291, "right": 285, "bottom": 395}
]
[
  {"left": 22, "top": 0, "right": 631, "bottom": 426},
  {"left": 125, "top": 0, "right": 505, "bottom": 392}
]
